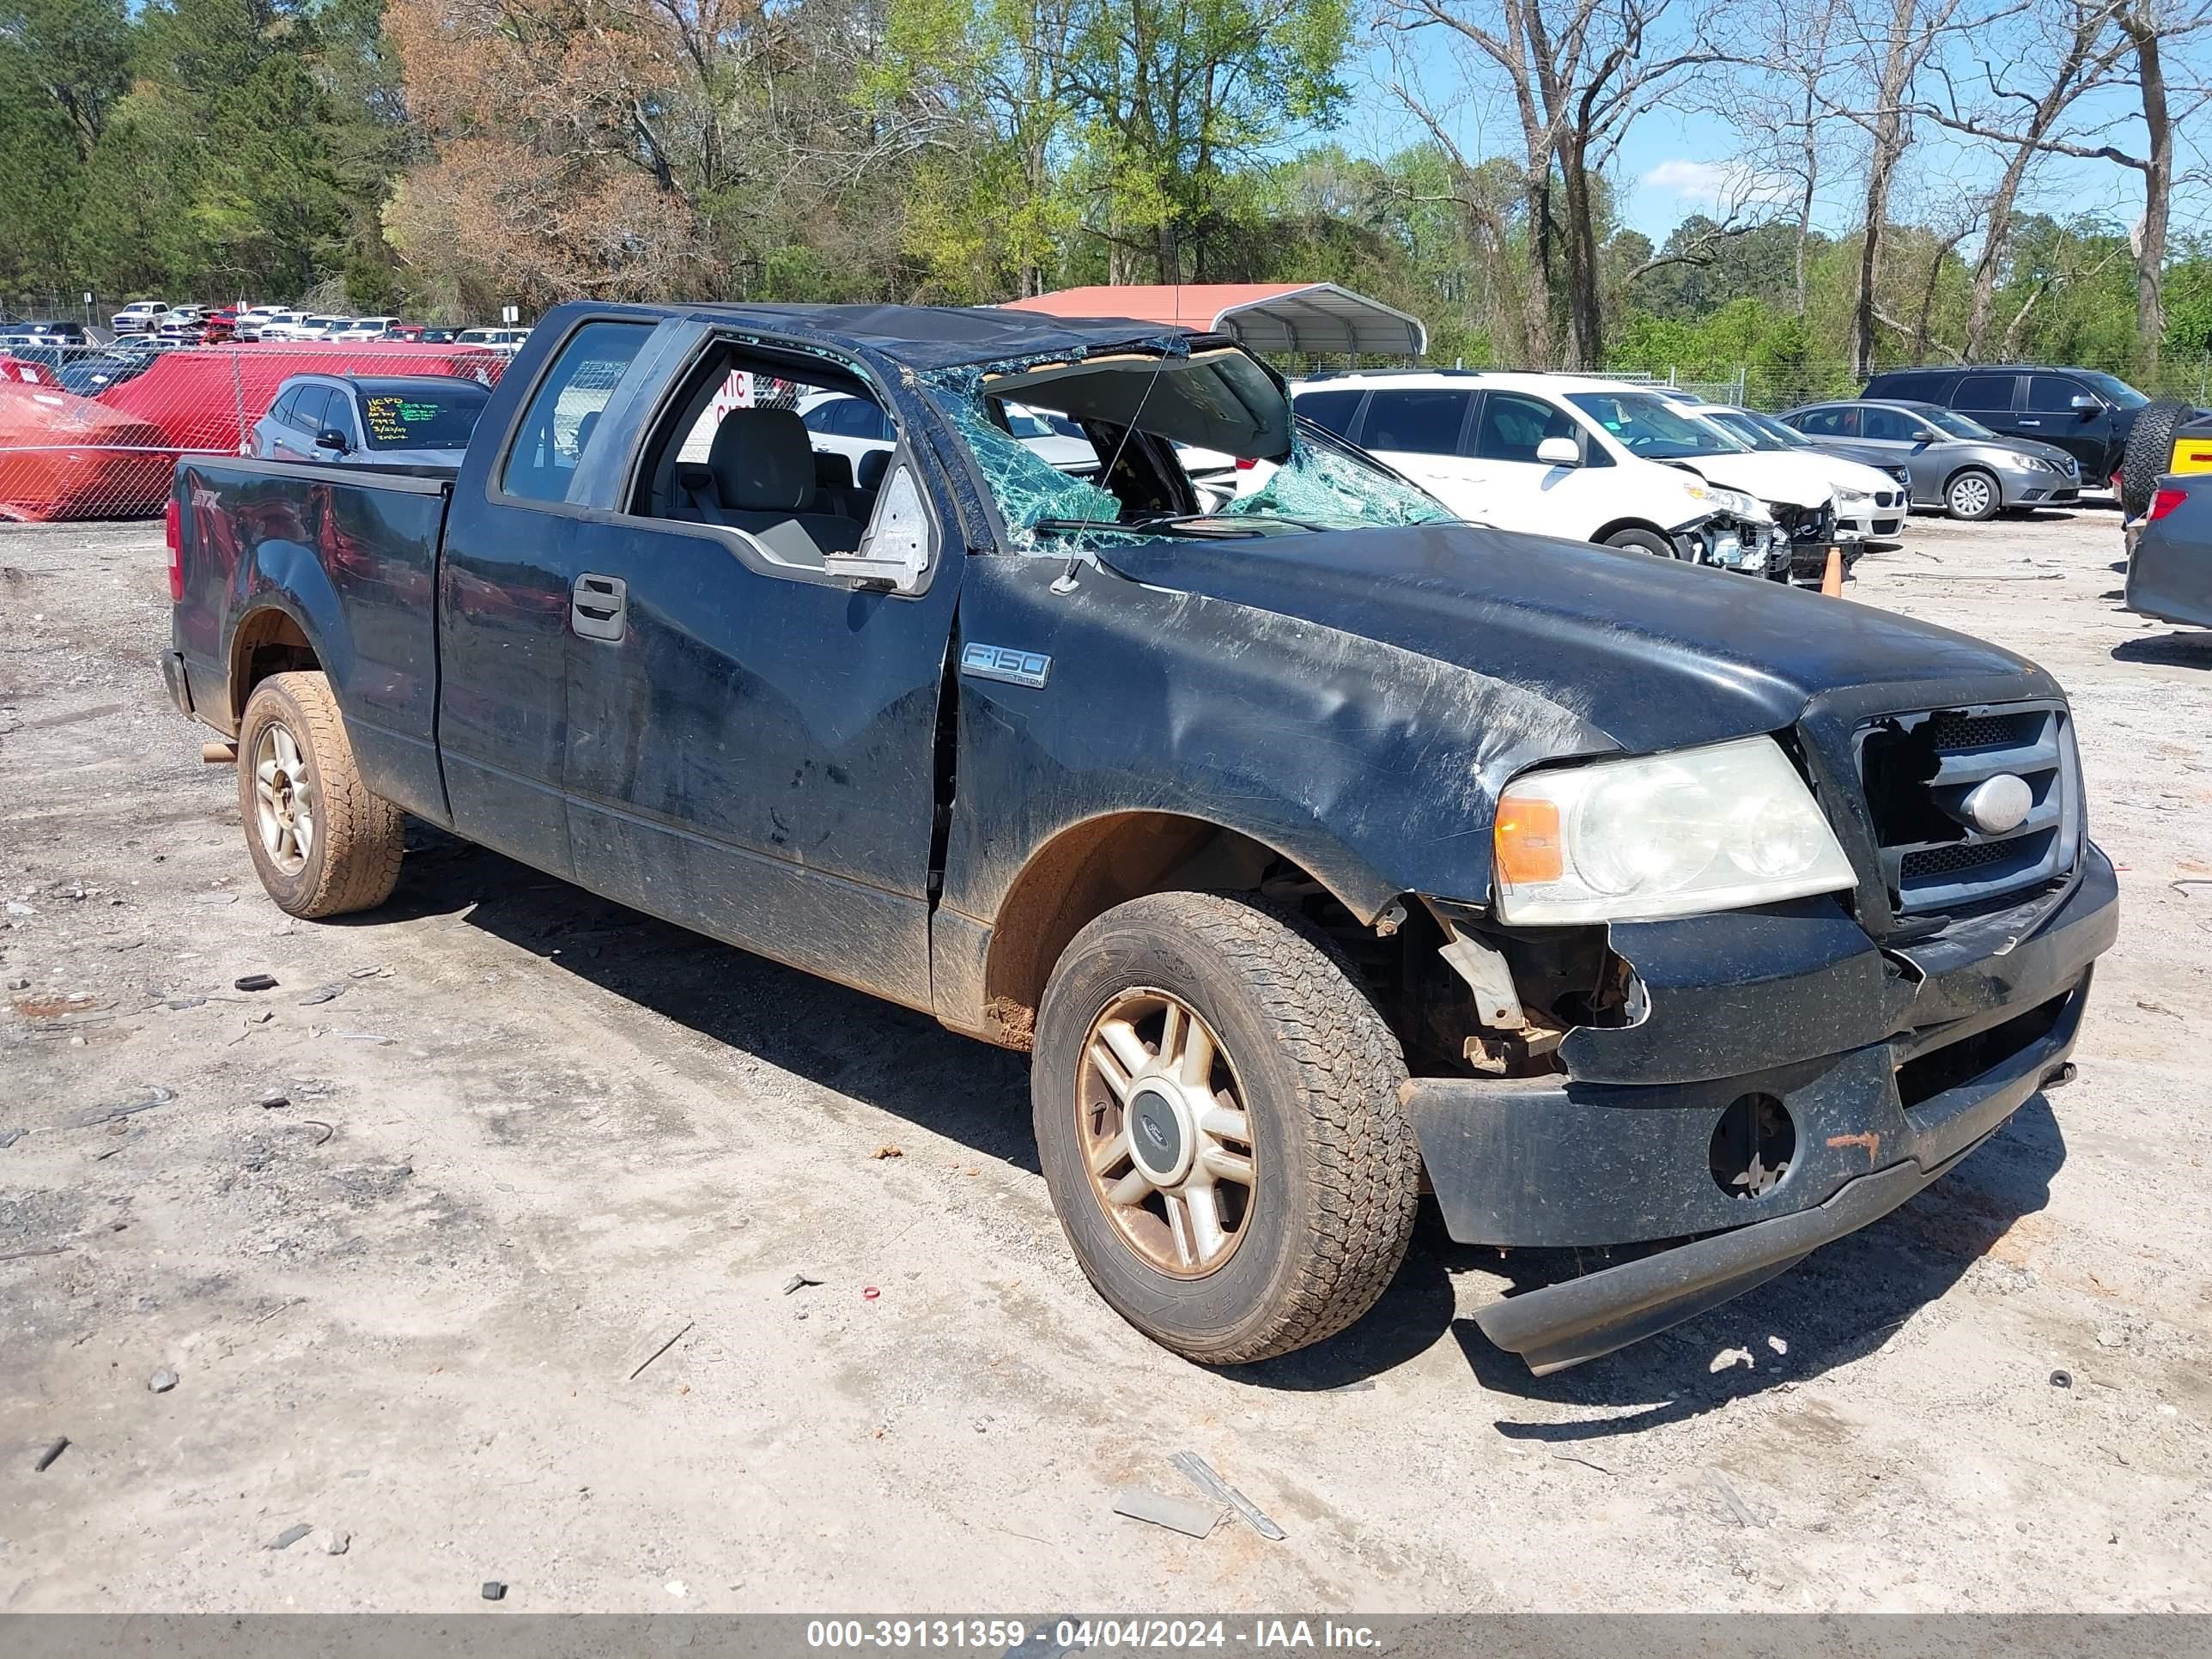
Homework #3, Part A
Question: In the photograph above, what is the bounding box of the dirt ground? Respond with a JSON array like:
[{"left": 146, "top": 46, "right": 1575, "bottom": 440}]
[{"left": 2, "top": 505, "right": 2209, "bottom": 1615}]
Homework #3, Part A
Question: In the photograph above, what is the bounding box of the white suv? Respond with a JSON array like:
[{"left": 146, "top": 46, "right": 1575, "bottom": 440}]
[{"left": 1264, "top": 372, "right": 1790, "bottom": 575}]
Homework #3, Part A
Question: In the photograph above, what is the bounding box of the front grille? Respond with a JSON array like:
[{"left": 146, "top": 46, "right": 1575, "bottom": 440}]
[
  {"left": 1856, "top": 701, "right": 2081, "bottom": 917},
  {"left": 1874, "top": 489, "right": 1899, "bottom": 508}
]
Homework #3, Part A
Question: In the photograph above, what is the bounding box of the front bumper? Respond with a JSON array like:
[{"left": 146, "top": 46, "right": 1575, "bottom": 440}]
[
  {"left": 1402, "top": 845, "right": 2118, "bottom": 1373},
  {"left": 1997, "top": 466, "right": 2081, "bottom": 506}
]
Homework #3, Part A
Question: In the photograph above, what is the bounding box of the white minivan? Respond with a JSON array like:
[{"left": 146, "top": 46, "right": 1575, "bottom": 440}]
[{"left": 1263, "top": 371, "right": 1792, "bottom": 575}]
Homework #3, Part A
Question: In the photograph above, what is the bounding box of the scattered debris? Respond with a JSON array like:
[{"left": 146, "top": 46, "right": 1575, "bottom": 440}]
[
  {"left": 2172, "top": 878, "right": 2212, "bottom": 896},
  {"left": 1710, "top": 1346, "right": 1755, "bottom": 1373},
  {"left": 623, "top": 1315, "right": 695, "bottom": 1381},
  {"left": 163, "top": 996, "right": 205, "bottom": 1012},
  {"left": 335, "top": 1032, "right": 393, "bottom": 1045},
  {"left": 316, "top": 1529, "right": 350, "bottom": 1556},
  {"left": 234, "top": 974, "right": 278, "bottom": 992},
  {"left": 1553, "top": 1454, "right": 1614, "bottom": 1476},
  {"left": 1112, "top": 1486, "right": 1225, "bottom": 1540},
  {"left": 72, "top": 1086, "right": 175, "bottom": 1128},
  {"left": 1767, "top": 1335, "right": 1789, "bottom": 1356},
  {"left": 2095, "top": 1327, "right": 2126, "bottom": 1350},
  {"left": 1325, "top": 1378, "right": 1376, "bottom": 1393},
  {"left": 193, "top": 892, "right": 237, "bottom": 906},
  {"left": 871, "top": 1144, "right": 903, "bottom": 1159},
  {"left": 862, "top": 1285, "right": 881, "bottom": 1302},
  {"left": 1705, "top": 1469, "right": 1760, "bottom": 1528},
  {"left": 293, "top": 1121, "right": 337, "bottom": 1146},
  {"left": 298, "top": 984, "right": 346, "bottom": 1006},
  {"left": 1172, "top": 1450, "right": 1285, "bottom": 1540},
  {"left": 5, "top": 975, "right": 28, "bottom": 988},
  {"left": 0, "top": 1127, "right": 23, "bottom": 1149},
  {"left": 665, "top": 1581, "right": 688, "bottom": 1599},
  {"left": 2136, "top": 1000, "right": 2184, "bottom": 1021},
  {"left": 266, "top": 1523, "right": 313, "bottom": 1551},
  {"left": 2049, "top": 1368, "right": 2074, "bottom": 1390},
  {"left": 347, "top": 965, "right": 390, "bottom": 979},
  {"left": 149, "top": 1368, "right": 179, "bottom": 1394},
  {"left": 33, "top": 1437, "right": 69, "bottom": 1472},
  {"left": 781, "top": 1273, "right": 821, "bottom": 1296},
  {"left": 481, "top": 1582, "right": 507, "bottom": 1601},
  {"left": 258, "top": 1092, "right": 291, "bottom": 1110}
]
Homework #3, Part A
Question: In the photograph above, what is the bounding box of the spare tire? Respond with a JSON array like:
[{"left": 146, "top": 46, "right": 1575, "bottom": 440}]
[{"left": 2120, "top": 401, "right": 2194, "bottom": 519}]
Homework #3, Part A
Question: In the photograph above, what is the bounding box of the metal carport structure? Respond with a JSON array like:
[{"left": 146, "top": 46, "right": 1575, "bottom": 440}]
[{"left": 1000, "top": 284, "right": 1427, "bottom": 358}]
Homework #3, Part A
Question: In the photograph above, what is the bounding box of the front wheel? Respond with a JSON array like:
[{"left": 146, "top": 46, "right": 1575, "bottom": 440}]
[
  {"left": 1032, "top": 891, "right": 1421, "bottom": 1365},
  {"left": 1945, "top": 469, "right": 2000, "bottom": 520},
  {"left": 1601, "top": 527, "right": 1682, "bottom": 557}
]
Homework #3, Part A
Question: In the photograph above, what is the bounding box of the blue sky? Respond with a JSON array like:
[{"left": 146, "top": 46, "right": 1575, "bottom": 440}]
[{"left": 1337, "top": 26, "right": 2176, "bottom": 249}]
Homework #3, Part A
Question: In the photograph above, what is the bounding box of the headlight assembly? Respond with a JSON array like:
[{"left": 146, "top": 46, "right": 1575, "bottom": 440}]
[
  {"left": 2016, "top": 455, "right": 2057, "bottom": 473},
  {"left": 1493, "top": 737, "right": 1858, "bottom": 924}
]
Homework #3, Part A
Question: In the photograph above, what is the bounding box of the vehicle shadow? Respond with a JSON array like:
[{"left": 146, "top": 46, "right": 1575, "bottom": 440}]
[
  {"left": 2112, "top": 632, "right": 2212, "bottom": 667},
  {"left": 358, "top": 823, "right": 2066, "bottom": 1409},
  {"left": 354, "top": 823, "right": 1040, "bottom": 1172}
]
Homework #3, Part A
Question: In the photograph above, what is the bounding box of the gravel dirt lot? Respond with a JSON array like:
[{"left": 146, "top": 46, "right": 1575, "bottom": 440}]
[{"left": 2, "top": 507, "right": 2209, "bottom": 1614}]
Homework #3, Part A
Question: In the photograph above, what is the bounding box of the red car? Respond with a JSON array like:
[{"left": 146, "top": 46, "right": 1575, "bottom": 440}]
[{"left": 200, "top": 308, "right": 240, "bottom": 344}]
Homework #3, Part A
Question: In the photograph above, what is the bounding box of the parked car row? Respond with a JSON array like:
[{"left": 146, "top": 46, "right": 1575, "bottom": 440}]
[{"left": 105, "top": 299, "right": 529, "bottom": 351}]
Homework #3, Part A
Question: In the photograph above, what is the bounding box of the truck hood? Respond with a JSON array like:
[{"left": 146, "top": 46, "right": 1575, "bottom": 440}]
[{"left": 1099, "top": 521, "right": 2055, "bottom": 756}]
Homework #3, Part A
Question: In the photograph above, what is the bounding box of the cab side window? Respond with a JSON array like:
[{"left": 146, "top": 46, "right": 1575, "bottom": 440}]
[
  {"left": 501, "top": 320, "right": 652, "bottom": 503},
  {"left": 324, "top": 391, "right": 361, "bottom": 448},
  {"left": 1796, "top": 406, "right": 1856, "bottom": 437}
]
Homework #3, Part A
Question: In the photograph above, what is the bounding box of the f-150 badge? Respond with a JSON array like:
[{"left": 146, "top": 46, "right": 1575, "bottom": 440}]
[{"left": 960, "top": 642, "right": 1052, "bottom": 689}]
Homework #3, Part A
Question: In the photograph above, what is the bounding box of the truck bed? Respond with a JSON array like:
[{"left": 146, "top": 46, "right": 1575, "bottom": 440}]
[{"left": 172, "top": 457, "right": 457, "bottom": 823}]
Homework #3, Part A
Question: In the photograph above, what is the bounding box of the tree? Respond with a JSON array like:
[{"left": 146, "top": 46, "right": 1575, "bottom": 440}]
[{"left": 1382, "top": 0, "right": 1730, "bottom": 367}]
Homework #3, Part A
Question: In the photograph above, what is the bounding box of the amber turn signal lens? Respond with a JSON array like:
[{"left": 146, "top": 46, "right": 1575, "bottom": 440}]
[{"left": 1495, "top": 796, "right": 1563, "bottom": 885}]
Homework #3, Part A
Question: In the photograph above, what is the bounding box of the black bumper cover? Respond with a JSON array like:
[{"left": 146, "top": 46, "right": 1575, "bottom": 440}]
[{"left": 1403, "top": 848, "right": 2118, "bottom": 1374}]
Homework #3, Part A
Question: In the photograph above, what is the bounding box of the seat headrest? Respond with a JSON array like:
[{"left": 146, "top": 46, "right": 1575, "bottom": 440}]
[
  {"left": 855, "top": 448, "right": 891, "bottom": 493},
  {"left": 574, "top": 410, "right": 600, "bottom": 457},
  {"left": 708, "top": 408, "right": 813, "bottom": 512},
  {"left": 813, "top": 450, "right": 855, "bottom": 491}
]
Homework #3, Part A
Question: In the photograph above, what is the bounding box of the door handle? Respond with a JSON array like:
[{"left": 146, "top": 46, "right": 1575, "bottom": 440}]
[
  {"left": 2018, "top": 417, "right": 2041, "bottom": 425},
  {"left": 571, "top": 573, "right": 627, "bottom": 641}
]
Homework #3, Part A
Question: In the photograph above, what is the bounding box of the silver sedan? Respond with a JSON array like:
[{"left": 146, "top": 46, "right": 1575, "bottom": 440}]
[{"left": 1778, "top": 398, "right": 2082, "bottom": 520}]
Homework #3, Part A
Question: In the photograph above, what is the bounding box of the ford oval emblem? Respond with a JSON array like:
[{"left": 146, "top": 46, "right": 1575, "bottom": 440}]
[{"left": 1960, "top": 774, "right": 2033, "bottom": 835}]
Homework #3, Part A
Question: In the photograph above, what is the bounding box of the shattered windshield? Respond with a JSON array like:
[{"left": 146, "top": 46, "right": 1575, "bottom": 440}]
[{"left": 927, "top": 349, "right": 1456, "bottom": 550}]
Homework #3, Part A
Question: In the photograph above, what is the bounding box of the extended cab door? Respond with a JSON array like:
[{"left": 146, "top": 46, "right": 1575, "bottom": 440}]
[
  {"left": 550, "top": 331, "right": 965, "bottom": 1012},
  {"left": 438, "top": 316, "right": 660, "bottom": 878},
  {"left": 1952, "top": 370, "right": 2024, "bottom": 439}
]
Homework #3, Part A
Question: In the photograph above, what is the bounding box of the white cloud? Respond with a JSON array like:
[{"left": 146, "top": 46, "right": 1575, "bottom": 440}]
[{"left": 1639, "top": 159, "right": 1793, "bottom": 214}]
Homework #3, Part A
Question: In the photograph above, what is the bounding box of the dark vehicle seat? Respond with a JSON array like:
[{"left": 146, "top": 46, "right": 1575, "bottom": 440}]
[
  {"left": 856, "top": 449, "right": 891, "bottom": 493},
  {"left": 677, "top": 408, "right": 863, "bottom": 563},
  {"left": 812, "top": 449, "right": 862, "bottom": 519}
]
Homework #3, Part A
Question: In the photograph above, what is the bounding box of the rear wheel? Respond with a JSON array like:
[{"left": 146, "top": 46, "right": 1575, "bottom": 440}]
[
  {"left": 2120, "top": 400, "right": 2192, "bottom": 520},
  {"left": 237, "top": 671, "right": 404, "bottom": 918},
  {"left": 1944, "top": 469, "right": 2000, "bottom": 520},
  {"left": 1601, "top": 527, "right": 1681, "bottom": 557},
  {"left": 1032, "top": 891, "right": 1421, "bottom": 1365}
]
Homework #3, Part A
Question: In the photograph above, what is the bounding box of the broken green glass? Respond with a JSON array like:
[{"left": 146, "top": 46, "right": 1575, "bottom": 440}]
[{"left": 1218, "top": 440, "right": 1456, "bottom": 529}]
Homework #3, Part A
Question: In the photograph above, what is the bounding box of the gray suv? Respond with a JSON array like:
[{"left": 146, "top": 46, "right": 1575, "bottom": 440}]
[
  {"left": 1779, "top": 398, "right": 2081, "bottom": 520},
  {"left": 250, "top": 373, "right": 491, "bottom": 468}
]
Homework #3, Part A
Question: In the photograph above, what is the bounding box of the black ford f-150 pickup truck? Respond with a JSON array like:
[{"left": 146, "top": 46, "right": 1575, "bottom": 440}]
[{"left": 163, "top": 301, "right": 2118, "bottom": 1374}]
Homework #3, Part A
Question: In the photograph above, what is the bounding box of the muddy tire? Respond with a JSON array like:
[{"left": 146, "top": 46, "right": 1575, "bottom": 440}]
[
  {"left": 1032, "top": 890, "right": 1421, "bottom": 1365},
  {"left": 236, "top": 671, "right": 404, "bottom": 918},
  {"left": 2120, "top": 400, "right": 2192, "bottom": 520}
]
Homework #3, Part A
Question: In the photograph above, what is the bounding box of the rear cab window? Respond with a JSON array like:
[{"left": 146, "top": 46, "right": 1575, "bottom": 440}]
[{"left": 500, "top": 320, "right": 653, "bottom": 502}]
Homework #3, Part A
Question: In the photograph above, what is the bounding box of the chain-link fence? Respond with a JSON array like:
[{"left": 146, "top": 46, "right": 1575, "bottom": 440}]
[{"left": 0, "top": 343, "right": 505, "bottom": 522}]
